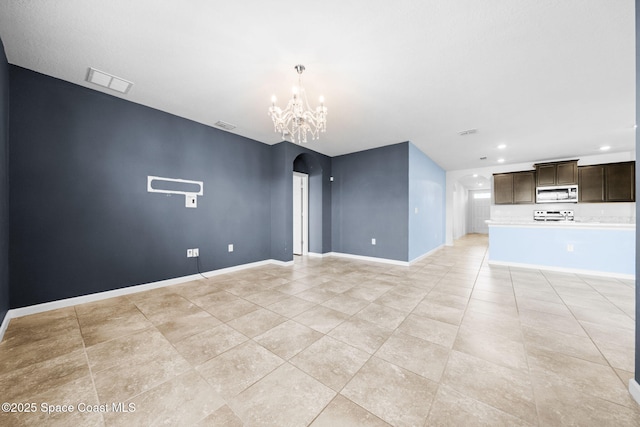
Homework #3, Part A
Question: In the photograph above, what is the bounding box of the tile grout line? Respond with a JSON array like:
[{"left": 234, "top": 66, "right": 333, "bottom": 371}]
[
  {"left": 431, "top": 239, "right": 540, "bottom": 425},
  {"left": 539, "top": 270, "right": 636, "bottom": 394},
  {"left": 509, "top": 268, "right": 543, "bottom": 427},
  {"left": 421, "top": 239, "right": 513, "bottom": 425},
  {"left": 73, "top": 305, "right": 106, "bottom": 427}
]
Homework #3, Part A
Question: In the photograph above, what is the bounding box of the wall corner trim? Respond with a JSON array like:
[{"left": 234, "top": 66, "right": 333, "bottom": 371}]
[
  {"left": 0, "top": 258, "right": 290, "bottom": 342},
  {"left": 629, "top": 379, "right": 640, "bottom": 406}
]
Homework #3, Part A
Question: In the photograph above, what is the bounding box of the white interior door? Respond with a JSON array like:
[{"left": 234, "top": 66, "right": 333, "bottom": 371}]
[
  {"left": 469, "top": 191, "right": 491, "bottom": 234},
  {"left": 293, "top": 172, "right": 309, "bottom": 255}
]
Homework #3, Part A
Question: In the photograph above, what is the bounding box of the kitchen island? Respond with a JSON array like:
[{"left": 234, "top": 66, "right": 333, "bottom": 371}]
[{"left": 486, "top": 220, "right": 635, "bottom": 278}]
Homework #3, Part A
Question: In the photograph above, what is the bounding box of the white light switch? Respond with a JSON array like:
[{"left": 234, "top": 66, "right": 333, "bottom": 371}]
[
  {"left": 228, "top": 244, "right": 234, "bottom": 252},
  {"left": 371, "top": 238, "right": 376, "bottom": 245}
]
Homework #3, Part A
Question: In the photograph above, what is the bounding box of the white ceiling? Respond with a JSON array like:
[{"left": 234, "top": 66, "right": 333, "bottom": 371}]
[{"left": 0, "top": 1, "right": 635, "bottom": 171}]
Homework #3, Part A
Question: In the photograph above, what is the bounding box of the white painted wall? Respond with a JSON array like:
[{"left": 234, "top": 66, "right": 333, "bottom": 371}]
[{"left": 445, "top": 151, "right": 636, "bottom": 245}]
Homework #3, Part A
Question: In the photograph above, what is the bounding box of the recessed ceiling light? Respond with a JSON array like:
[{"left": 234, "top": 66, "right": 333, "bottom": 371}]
[
  {"left": 478, "top": 183, "right": 483, "bottom": 186},
  {"left": 86, "top": 67, "right": 133, "bottom": 94},
  {"left": 497, "top": 144, "right": 507, "bottom": 149},
  {"left": 497, "top": 158, "right": 505, "bottom": 163},
  {"left": 472, "top": 174, "right": 478, "bottom": 178},
  {"left": 599, "top": 145, "right": 611, "bottom": 151}
]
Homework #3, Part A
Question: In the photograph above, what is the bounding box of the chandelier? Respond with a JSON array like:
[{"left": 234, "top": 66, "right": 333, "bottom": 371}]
[{"left": 268, "top": 65, "right": 327, "bottom": 144}]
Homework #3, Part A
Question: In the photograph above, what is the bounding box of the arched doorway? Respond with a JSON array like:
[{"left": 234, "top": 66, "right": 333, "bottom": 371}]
[{"left": 292, "top": 153, "right": 323, "bottom": 256}]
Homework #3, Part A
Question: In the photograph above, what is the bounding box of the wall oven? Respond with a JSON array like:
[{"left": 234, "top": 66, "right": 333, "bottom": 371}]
[{"left": 535, "top": 185, "right": 578, "bottom": 203}]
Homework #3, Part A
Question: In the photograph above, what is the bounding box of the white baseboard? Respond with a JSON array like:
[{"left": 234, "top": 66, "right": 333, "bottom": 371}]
[
  {"left": 630, "top": 379, "right": 640, "bottom": 406},
  {"left": 325, "top": 252, "right": 409, "bottom": 266},
  {"left": 1, "top": 251, "right": 413, "bottom": 341},
  {"left": 0, "top": 258, "right": 289, "bottom": 342},
  {"left": 308, "top": 246, "right": 444, "bottom": 266},
  {"left": 269, "top": 259, "right": 294, "bottom": 266},
  {"left": 487, "top": 260, "right": 635, "bottom": 280},
  {"left": 409, "top": 245, "right": 444, "bottom": 264},
  {"left": 306, "top": 252, "right": 328, "bottom": 258},
  {"left": 0, "top": 310, "right": 10, "bottom": 342},
  {"left": 309, "top": 247, "right": 445, "bottom": 267}
]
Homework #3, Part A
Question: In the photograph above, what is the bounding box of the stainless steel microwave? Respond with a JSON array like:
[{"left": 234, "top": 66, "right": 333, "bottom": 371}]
[{"left": 535, "top": 185, "right": 578, "bottom": 203}]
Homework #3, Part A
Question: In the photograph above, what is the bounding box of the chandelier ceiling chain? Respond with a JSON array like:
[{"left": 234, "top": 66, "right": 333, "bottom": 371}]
[{"left": 268, "top": 65, "right": 327, "bottom": 144}]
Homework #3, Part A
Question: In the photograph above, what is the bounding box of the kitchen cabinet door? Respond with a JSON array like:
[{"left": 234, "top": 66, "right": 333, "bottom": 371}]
[
  {"left": 578, "top": 165, "right": 605, "bottom": 203},
  {"left": 536, "top": 161, "right": 578, "bottom": 186},
  {"left": 536, "top": 164, "right": 556, "bottom": 186},
  {"left": 493, "top": 172, "right": 535, "bottom": 204},
  {"left": 606, "top": 162, "right": 635, "bottom": 202},
  {"left": 493, "top": 174, "right": 513, "bottom": 204},
  {"left": 513, "top": 171, "right": 536, "bottom": 204},
  {"left": 557, "top": 162, "right": 578, "bottom": 185}
]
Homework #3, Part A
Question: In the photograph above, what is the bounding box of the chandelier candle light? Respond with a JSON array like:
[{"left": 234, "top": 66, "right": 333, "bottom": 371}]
[{"left": 269, "top": 65, "right": 327, "bottom": 144}]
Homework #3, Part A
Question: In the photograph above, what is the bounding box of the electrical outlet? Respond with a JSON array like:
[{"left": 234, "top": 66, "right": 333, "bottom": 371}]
[
  {"left": 187, "top": 248, "right": 199, "bottom": 257},
  {"left": 371, "top": 238, "right": 376, "bottom": 245},
  {"left": 185, "top": 194, "right": 197, "bottom": 208},
  {"left": 228, "top": 244, "right": 234, "bottom": 252},
  {"left": 567, "top": 244, "right": 574, "bottom": 252}
]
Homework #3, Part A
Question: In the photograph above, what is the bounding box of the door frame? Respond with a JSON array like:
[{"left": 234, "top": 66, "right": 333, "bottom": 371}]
[{"left": 293, "top": 172, "right": 309, "bottom": 255}]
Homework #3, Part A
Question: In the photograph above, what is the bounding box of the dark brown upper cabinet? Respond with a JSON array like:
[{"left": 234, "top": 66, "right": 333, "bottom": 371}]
[
  {"left": 605, "top": 161, "right": 635, "bottom": 202},
  {"left": 493, "top": 171, "right": 535, "bottom": 205},
  {"left": 535, "top": 160, "right": 578, "bottom": 186},
  {"left": 578, "top": 161, "right": 635, "bottom": 203},
  {"left": 493, "top": 173, "right": 514, "bottom": 205},
  {"left": 578, "top": 165, "right": 605, "bottom": 202}
]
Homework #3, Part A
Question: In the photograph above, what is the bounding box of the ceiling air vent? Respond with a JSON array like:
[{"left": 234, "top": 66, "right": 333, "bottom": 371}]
[
  {"left": 86, "top": 68, "right": 133, "bottom": 94},
  {"left": 214, "top": 121, "right": 237, "bottom": 131},
  {"left": 458, "top": 128, "right": 478, "bottom": 136}
]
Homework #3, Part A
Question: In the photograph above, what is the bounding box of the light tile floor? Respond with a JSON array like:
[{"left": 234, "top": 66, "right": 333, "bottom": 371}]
[{"left": 1, "top": 234, "right": 639, "bottom": 426}]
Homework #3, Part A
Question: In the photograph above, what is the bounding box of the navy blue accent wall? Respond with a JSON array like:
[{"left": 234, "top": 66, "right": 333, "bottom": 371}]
[
  {"left": 0, "top": 39, "right": 9, "bottom": 324},
  {"left": 331, "top": 142, "right": 409, "bottom": 261},
  {"left": 635, "top": 0, "right": 639, "bottom": 386},
  {"left": 270, "top": 142, "right": 289, "bottom": 261},
  {"left": 9, "top": 67, "right": 273, "bottom": 308},
  {"left": 271, "top": 141, "right": 332, "bottom": 260}
]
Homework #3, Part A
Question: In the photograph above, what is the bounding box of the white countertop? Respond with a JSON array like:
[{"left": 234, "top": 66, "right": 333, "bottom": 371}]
[{"left": 486, "top": 219, "right": 635, "bottom": 229}]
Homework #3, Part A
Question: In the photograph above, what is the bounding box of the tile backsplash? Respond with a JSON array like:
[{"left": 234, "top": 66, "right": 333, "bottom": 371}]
[{"left": 490, "top": 202, "right": 636, "bottom": 223}]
